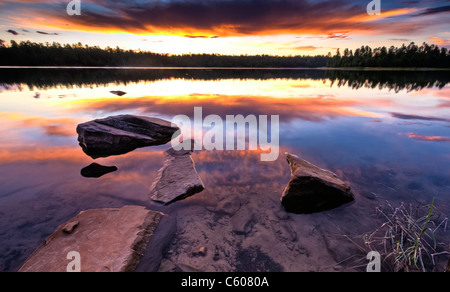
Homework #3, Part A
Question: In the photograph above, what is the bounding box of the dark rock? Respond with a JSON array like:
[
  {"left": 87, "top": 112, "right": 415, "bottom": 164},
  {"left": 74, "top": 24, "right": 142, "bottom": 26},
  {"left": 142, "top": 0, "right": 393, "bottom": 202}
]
[
  {"left": 81, "top": 163, "right": 118, "bottom": 178},
  {"left": 281, "top": 153, "right": 355, "bottom": 214},
  {"left": 150, "top": 143, "right": 205, "bottom": 205},
  {"left": 446, "top": 259, "right": 450, "bottom": 272},
  {"left": 62, "top": 221, "right": 79, "bottom": 234},
  {"left": 110, "top": 91, "right": 127, "bottom": 96},
  {"left": 76, "top": 115, "right": 180, "bottom": 159}
]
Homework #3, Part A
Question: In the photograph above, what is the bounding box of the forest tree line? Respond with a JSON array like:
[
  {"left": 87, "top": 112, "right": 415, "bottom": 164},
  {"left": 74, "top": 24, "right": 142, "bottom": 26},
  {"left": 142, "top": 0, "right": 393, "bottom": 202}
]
[
  {"left": 0, "top": 40, "right": 449, "bottom": 68},
  {"left": 328, "top": 42, "right": 450, "bottom": 68}
]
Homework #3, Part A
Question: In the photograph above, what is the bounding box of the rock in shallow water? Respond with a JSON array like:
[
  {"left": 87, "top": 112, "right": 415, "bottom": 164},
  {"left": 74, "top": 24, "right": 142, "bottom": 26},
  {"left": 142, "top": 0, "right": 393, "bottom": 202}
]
[
  {"left": 76, "top": 115, "right": 180, "bottom": 159},
  {"left": 19, "top": 206, "right": 164, "bottom": 272},
  {"left": 110, "top": 91, "right": 127, "bottom": 96},
  {"left": 281, "top": 153, "right": 355, "bottom": 214},
  {"left": 150, "top": 145, "right": 205, "bottom": 205}
]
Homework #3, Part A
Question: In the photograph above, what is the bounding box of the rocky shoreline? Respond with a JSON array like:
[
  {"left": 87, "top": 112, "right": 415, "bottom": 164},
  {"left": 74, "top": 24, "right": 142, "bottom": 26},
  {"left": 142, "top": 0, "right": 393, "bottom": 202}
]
[
  {"left": 19, "top": 114, "right": 365, "bottom": 272},
  {"left": 20, "top": 114, "right": 449, "bottom": 273}
]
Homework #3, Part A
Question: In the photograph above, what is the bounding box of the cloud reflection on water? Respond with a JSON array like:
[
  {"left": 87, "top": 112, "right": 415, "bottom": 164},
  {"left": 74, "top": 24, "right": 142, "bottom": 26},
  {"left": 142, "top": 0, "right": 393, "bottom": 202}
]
[{"left": 0, "top": 72, "right": 449, "bottom": 272}]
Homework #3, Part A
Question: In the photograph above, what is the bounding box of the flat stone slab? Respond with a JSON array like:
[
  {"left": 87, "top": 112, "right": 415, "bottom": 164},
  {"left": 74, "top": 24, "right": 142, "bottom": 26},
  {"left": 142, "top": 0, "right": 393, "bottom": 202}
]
[
  {"left": 281, "top": 153, "right": 355, "bottom": 214},
  {"left": 150, "top": 145, "right": 205, "bottom": 205},
  {"left": 77, "top": 115, "right": 180, "bottom": 159},
  {"left": 19, "top": 206, "right": 164, "bottom": 272}
]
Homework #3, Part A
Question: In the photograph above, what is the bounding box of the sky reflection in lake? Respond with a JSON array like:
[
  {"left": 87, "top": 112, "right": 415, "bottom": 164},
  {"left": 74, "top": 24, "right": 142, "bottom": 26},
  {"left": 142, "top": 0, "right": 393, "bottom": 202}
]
[{"left": 0, "top": 69, "right": 449, "bottom": 271}]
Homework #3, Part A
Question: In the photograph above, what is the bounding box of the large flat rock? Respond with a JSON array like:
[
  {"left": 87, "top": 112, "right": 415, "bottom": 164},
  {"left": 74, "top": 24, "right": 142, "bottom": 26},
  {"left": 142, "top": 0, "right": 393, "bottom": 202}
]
[
  {"left": 150, "top": 145, "right": 205, "bottom": 205},
  {"left": 19, "top": 206, "right": 164, "bottom": 272},
  {"left": 77, "top": 115, "right": 180, "bottom": 159},
  {"left": 281, "top": 153, "right": 355, "bottom": 214}
]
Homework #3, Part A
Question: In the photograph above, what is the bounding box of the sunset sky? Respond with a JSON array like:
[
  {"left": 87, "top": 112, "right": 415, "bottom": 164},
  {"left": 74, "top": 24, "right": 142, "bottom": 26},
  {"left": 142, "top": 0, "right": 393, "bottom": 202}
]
[{"left": 0, "top": 0, "right": 449, "bottom": 56}]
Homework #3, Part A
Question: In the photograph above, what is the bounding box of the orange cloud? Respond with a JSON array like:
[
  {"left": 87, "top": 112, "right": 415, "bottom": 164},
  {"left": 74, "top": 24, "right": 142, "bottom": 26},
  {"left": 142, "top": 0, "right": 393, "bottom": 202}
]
[
  {"left": 0, "top": 112, "right": 79, "bottom": 137},
  {"left": 63, "top": 94, "right": 381, "bottom": 122},
  {"left": 293, "top": 46, "right": 322, "bottom": 51},
  {"left": 0, "top": 147, "right": 85, "bottom": 164},
  {"left": 429, "top": 37, "right": 450, "bottom": 47},
  {"left": 401, "top": 132, "right": 450, "bottom": 142}
]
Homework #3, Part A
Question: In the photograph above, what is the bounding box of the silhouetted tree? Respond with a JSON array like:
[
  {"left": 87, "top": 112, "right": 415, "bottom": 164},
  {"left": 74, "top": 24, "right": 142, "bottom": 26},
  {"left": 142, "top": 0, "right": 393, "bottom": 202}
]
[
  {"left": 0, "top": 41, "right": 330, "bottom": 68},
  {"left": 1, "top": 41, "right": 448, "bottom": 68}
]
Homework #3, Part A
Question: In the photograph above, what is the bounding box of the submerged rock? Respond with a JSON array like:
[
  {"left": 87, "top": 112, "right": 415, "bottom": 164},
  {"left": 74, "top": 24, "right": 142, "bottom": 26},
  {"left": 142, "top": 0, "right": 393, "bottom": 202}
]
[
  {"left": 19, "top": 206, "right": 164, "bottom": 272},
  {"left": 231, "top": 207, "right": 257, "bottom": 235},
  {"left": 81, "top": 163, "right": 118, "bottom": 178},
  {"left": 150, "top": 143, "right": 204, "bottom": 205},
  {"left": 76, "top": 115, "right": 180, "bottom": 159},
  {"left": 215, "top": 197, "right": 242, "bottom": 216},
  {"left": 281, "top": 153, "right": 355, "bottom": 214}
]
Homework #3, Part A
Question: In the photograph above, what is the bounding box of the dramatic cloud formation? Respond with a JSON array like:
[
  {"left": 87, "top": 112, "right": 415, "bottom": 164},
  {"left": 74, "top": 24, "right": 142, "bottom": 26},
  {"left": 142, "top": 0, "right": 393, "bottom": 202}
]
[
  {"left": 391, "top": 112, "right": 450, "bottom": 123},
  {"left": 413, "top": 5, "right": 450, "bottom": 16},
  {"left": 0, "top": 0, "right": 448, "bottom": 55},
  {"left": 63, "top": 94, "right": 380, "bottom": 123},
  {"left": 11, "top": 0, "right": 418, "bottom": 37}
]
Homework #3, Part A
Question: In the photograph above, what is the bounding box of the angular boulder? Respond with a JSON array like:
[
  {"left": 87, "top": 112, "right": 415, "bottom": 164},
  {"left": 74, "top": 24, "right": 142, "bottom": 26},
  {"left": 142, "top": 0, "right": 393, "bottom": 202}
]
[
  {"left": 76, "top": 115, "right": 180, "bottom": 159},
  {"left": 150, "top": 143, "right": 205, "bottom": 205},
  {"left": 19, "top": 206, "right": 164, "bottom": 272},
  {"left": 281, "top": 153, "right": 355, "bottom": 214}
]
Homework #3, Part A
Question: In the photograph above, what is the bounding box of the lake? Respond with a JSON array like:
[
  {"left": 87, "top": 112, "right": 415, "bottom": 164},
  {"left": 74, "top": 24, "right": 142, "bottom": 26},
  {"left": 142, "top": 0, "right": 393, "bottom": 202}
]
[{"left": 0, "top": 68, "right": 449, "bottom": 272}]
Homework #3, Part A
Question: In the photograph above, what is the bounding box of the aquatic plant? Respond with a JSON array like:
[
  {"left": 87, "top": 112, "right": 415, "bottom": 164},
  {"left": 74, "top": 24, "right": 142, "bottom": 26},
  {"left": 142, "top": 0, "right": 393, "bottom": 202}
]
[{"left": 364, "top": 199, "right": 449, "bottom": 272}]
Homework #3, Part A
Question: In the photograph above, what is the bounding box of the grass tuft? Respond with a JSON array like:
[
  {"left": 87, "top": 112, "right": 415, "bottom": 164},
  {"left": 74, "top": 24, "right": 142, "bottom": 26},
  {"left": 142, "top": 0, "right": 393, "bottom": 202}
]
[{"left": 363, "top": 199, "right": 449, "bottom": 272}]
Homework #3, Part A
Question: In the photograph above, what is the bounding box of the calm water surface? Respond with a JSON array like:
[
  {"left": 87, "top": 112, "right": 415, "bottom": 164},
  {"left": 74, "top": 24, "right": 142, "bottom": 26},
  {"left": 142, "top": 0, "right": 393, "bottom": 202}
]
[{"left": 0, "top": 69, "right": 449, "bottom": 271}]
